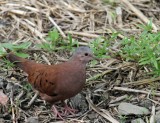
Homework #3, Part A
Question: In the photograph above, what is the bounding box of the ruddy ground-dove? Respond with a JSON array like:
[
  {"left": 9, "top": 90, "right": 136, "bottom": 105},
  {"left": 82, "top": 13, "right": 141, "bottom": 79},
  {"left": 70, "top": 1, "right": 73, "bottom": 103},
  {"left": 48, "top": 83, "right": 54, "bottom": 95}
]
[{"left": 7, "top": 46, "right": 94, "bottom": 119}]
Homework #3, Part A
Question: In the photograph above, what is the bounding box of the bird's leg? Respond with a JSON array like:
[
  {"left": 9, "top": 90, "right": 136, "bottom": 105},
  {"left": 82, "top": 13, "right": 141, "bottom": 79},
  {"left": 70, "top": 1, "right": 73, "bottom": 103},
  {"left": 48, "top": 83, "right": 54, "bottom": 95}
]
[
  {"left": 51, "top": 105, "right": 64, "bottom": 120},
  {"left": 61, "top": 101, "right": 77, "bottom": 116}
]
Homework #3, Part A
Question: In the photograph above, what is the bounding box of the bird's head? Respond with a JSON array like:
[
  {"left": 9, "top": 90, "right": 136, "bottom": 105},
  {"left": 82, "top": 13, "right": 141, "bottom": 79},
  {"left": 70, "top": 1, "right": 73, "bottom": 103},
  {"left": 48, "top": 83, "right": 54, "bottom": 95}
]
[{"left": 72, "top": 46, "right": 95, "bottom": 64}]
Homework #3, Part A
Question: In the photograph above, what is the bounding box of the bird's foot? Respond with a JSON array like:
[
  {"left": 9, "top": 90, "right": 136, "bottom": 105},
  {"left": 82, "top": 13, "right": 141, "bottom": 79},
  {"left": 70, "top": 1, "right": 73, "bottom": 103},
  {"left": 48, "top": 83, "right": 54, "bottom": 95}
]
[
  {"left": 51, "top": 105, "right": 64, "bottom": 120},
  {"left": 63, "top": 104, "right": 77, "bottom": 116},
  {"left": 51, "top": 103, "right": 78, "bottom": 119}
]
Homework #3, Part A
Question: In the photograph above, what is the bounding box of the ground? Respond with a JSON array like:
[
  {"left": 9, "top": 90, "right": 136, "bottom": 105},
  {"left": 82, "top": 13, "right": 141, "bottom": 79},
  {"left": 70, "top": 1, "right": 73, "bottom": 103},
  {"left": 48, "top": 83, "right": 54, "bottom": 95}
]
[{"left": 0, "top": 0, "right": 160, "bottom": 123}]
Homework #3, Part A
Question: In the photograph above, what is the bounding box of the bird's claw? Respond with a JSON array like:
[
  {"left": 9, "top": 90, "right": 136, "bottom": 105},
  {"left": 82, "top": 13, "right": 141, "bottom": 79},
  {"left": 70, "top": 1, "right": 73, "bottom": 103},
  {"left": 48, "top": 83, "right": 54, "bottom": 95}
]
[
  {"left": 51, "top": 104, "right": 77, "bottom": 119},
  {"left": 63, "top": 104, "right": 77, "bottom": 116},
  {"left": 52, "top": 105, "right": 64, "bottom": 120}
]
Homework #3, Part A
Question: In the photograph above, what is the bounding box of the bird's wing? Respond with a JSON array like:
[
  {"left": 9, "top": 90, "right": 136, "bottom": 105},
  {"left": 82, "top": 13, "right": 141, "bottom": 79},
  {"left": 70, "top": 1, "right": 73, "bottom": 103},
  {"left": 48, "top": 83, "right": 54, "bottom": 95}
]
[{"left": 28, "top": 66, "right": 58, "bottom": 96}]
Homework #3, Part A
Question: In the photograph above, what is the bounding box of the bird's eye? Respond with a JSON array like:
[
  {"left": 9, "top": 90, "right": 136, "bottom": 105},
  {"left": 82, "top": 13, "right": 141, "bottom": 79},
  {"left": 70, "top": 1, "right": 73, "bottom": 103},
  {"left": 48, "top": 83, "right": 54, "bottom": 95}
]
[{"left": 84, "top": 53, "right": 88, "bottom": 56}]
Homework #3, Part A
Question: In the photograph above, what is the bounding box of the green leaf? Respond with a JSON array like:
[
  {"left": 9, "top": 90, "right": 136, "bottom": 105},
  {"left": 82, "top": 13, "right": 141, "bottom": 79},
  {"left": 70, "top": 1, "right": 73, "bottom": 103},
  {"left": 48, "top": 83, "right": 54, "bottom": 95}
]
[
  {"left": 48, "top": 29, "right": 59, "bottom": 42},
  {"left": 90, "top": 60, "right": 98, "bottom": 67},
  {"left": 12, "top": 42, "right": 32, "bottom": 50},
  {"left": 0, "top": 45, "right": 6, "bottom": 57},
  {"left": 1, "top": 42, "right": 32, "bottom": 51},
  {"left": 36, "top": 43, "right": 54, "bottom": 51},
  {"left": 15, "top": 52, "right": 30, "bottom": 58},
  {"left": 1, "top": 43, "right": 14, "bottom": 50}
]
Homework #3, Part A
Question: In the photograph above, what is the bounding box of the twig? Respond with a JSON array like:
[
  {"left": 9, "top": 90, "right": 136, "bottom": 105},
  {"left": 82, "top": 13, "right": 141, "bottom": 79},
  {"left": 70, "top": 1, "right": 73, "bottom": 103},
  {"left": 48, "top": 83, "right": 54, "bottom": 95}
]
[
  {"left": 147, "top": 91, "right": 160, "bottom": 105},
  {"left": 116, "top": 7, "right": 123, "bottom": 27},
  {"left": 66, "top": 31, "right": 100, "bottom": 38},
  {"left": 86, "top": 70, "right": 113, "bottom": 82},
  {"left": 120, "top": 0, "right": 157, "bottom": 32},
  {"left": 112, "top": 87, "right": 160, "bottom": 96},
  {"left": 6, "top": 3, "right": 40, "bottom": 13},
  {"left": 60, "top": 1, "right": 86, "bottom": 13},
  {"left": 86, "top": 96, "right": 119, "bottom": 123},
  {"left": 11, "top": 15, "right": 46, "bottom": 43},
  {"left": 13, "top": 103, "right": 30, "bottom": 117},
  {"left": 150, "top": 105, "right": 155, "bottom": 123},
  {"left": 47, "top": 16, "right": 66, "bottom": 38},
  {"left": 122, "top": 77, "right": 160, "bottom": 86},
  {"left": 87, "top": 30, "right": 124, "bottom": 39},
  {"left": 9, "top": 10, "right": 27, "bottom": 16},
  {"left": 15, "top": 90, "right": 24, "bottom": 101},
  {"left": 103, "top": 62, "right": 135, "bottom": 70},
  {"left": 27, "top": 91, "right": 39, "bottom": 107},
  {"left": 10, "top": 88, "right": 16, "bottom": 123},
  {"left": 0, "top": 75, "right": 26, "bottom": 90},
  {"left": 99, "top": 59, "right": 117, "bottom": 68},
  {"left": 109, "top": 94, "right": 128, "bottom": 104},
  {"left": 41, "top": 54, "right": 51, "bottom": 65}
]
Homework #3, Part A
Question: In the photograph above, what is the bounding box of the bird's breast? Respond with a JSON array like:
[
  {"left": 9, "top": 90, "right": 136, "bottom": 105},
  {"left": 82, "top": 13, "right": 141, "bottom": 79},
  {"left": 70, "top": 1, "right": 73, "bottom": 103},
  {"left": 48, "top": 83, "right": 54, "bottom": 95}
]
[{"left": 55, "top": 64, "right": 86, "bottom": 99}]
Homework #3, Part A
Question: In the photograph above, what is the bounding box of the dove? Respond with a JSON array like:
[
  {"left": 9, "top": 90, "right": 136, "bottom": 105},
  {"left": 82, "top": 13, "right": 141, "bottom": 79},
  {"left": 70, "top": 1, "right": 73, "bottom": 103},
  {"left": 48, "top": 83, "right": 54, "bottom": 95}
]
[{"left": 7, "top": 46, "right": 94, "bottom": 119}]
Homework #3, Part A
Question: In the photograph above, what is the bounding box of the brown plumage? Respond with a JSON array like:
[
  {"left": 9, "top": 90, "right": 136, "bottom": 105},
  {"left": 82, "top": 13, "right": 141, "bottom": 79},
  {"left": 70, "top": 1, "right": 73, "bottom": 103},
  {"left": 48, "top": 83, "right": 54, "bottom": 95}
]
[{"left": 7, "top": 46, "right": 94, "bottom": 118}]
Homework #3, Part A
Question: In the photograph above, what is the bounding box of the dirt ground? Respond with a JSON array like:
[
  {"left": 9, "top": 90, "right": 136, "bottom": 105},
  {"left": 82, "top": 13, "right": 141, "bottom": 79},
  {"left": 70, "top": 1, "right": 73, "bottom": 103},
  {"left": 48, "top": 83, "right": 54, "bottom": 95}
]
[{"left": 1, "top": 0, "right": 160, "bottom": 123}]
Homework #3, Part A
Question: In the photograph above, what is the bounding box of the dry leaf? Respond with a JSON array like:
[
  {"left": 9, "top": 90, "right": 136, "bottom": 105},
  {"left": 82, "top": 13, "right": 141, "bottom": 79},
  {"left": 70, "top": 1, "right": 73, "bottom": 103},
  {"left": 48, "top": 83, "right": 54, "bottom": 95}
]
[{"left": 0, "top": 90, "right": 9, "bottom": 105}]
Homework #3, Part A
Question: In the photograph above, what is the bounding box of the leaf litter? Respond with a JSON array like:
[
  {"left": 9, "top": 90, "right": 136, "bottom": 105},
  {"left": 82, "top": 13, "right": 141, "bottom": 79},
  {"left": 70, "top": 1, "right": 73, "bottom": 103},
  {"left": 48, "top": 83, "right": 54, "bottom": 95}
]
[{"left": 0, "top": 0, "right": 160, "bottom": 123}]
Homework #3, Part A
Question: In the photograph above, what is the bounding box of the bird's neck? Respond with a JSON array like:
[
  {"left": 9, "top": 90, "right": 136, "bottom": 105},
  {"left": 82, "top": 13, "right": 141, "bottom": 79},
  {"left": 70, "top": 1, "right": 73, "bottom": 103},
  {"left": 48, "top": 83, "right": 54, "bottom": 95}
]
[
  {"left": 70, "top": 58, "right": 86, "bottom": 68},
  {"left": 70, "top": 56, "right": 88, "bottom": 64}
]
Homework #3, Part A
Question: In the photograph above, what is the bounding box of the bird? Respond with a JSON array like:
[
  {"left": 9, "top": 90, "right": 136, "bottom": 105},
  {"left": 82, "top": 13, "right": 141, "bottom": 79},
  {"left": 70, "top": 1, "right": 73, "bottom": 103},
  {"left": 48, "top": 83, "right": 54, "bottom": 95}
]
[{"left": 7, "top": 46, "right": 95, "bottom": 119}]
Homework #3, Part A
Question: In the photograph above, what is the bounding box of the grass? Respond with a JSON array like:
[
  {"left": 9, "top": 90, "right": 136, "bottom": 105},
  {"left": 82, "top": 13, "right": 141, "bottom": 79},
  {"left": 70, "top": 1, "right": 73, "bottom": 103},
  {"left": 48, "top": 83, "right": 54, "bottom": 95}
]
[
  {"left": 119, "top": 115, "right": 128, "bottom": 123},
  {"left": 0, "top": 42, "right": 31, "bottom": 58},
  {"left": 120, "top": 22, "right": 160, "bottom": 76},
  {"left": 89, "top": 32, "right": 119, "bottom": 59},
  {"left": 1, "top": 58, "right": 15, "bottom": 69},
  {"left": 0, "top": 23, "right": 159, "bottom": 123},
  {"left": 0, "top": 42, "right": 31, "bottom": 68},
  {"left": 37, "top": 28, "right": 79, "bottom": 52},
  {"left": 1, "top": 22, "right": 160, "bottom": 77}
]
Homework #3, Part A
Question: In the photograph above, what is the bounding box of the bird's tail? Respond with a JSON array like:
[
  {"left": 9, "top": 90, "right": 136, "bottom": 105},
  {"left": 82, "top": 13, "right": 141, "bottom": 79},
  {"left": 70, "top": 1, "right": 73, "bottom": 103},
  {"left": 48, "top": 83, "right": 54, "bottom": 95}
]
[{"left": 7, "top": 53, "right": 31, "bottom": 73}]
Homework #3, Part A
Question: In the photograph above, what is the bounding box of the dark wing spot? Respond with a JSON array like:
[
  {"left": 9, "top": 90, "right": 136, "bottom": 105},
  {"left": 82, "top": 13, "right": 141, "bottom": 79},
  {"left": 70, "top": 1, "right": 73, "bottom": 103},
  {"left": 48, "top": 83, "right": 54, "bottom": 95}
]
[
  {"left": 49, "top": 81, "right": 54, "bottom": 85},
  {"left": 34, "top": 72, "right": 41, "bottom": 88},
  {"left": 46, "top": 80, "right": 48, "bottom": 82},
  {"left": 31, "top": 73, "right": 34, "bottom": 76},
  {"left": 44, "top": 73, "right": 47, "bottom": 77},
  {"left": 28, "top": 73, "right": 35, "bottom": 82},
  {"left": 39, "top": 77, "right": 42, "bottom": 87},
  {"left": 51, "top": 93, "right": 58, "bottom": 96}
]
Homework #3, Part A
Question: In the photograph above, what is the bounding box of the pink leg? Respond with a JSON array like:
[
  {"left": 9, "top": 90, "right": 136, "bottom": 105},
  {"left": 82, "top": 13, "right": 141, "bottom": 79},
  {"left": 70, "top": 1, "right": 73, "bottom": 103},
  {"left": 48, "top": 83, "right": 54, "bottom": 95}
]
[
  {"left": 51, "top": 102, "right": 78, "bottom": 119},
  {"left": 62, "top": 101, "right": 77, "bottom": 116},
  {"left": 51, "top": 105, "right": 64, "bottom": 120}
]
